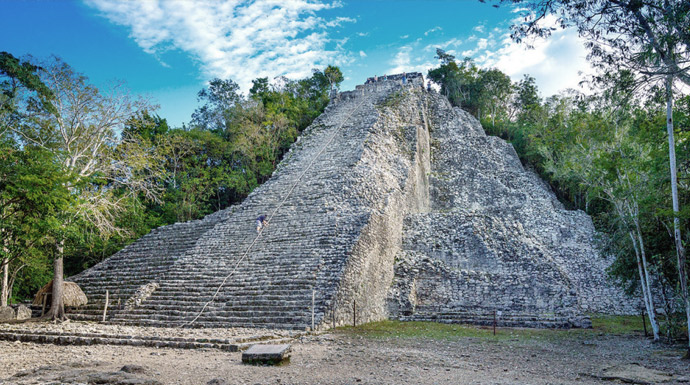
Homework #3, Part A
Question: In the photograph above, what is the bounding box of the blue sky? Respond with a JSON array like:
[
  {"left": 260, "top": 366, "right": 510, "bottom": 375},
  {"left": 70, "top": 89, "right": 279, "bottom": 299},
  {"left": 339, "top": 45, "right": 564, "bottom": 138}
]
[{"left": 1, "top": 0, "right": 591, "bottom": 127}]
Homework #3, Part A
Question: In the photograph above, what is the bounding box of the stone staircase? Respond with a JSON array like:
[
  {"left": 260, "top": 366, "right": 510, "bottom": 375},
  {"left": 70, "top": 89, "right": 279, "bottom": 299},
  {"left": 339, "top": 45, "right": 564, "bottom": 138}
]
[{"left": 70, "top": 74, "right": 431, "bottom": 330}]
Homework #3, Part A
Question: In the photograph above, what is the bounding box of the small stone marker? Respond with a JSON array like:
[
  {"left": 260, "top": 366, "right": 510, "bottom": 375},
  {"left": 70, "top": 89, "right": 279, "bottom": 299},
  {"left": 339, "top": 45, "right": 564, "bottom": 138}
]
[
  {"left": 0, "top": 306, "right": 15, "bottom": 321},
  {"left": 242, "top": 344, "right": 291, "bottom": 365},
  {"left": 16, "top": 305, "right": 32, "bottom": 320}
]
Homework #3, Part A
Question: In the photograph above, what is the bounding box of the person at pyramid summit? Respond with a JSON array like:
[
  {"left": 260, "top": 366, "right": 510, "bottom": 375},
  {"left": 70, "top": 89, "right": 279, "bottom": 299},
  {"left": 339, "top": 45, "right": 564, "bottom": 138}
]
[{"left": 256, "top": 214, "right": 269, "bottom": 234}]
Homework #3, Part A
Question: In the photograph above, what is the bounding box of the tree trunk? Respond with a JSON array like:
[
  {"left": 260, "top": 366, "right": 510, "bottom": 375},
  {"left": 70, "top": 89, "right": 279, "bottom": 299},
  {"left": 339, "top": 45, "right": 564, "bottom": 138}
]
[
  {"left": 1, "top": 258, "right": 8, "bottom": 307},
  {"left": 46, "top": 239, "right": 66, "bottom": 320},
  {"left": 635, "top": 218, "right": 660, "bottom": 340},
  {"left": 615, "top": 197, "right": 660, "bottom": 339},
  {"left": 666, "top": 76, "right": 690, "bottom": 356},
  {"left": 629, "top": 230, "right": 660, "bottom": 340},
  {"left": 7, "top": 263, "right": 25, "bottom": 307}
]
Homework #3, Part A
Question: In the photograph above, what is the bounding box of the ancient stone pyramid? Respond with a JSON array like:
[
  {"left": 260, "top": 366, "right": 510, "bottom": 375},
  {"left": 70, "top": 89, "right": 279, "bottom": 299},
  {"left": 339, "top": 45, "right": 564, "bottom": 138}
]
[{"left": 70, "top": 73, "right": 635, "bottom": 329}]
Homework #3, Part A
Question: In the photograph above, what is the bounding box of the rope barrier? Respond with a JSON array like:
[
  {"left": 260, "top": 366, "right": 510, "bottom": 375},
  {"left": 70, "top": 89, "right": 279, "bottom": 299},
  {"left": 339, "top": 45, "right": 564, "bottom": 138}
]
[{"left": 183, "top": 95, "right": 369, "bottom": 326}]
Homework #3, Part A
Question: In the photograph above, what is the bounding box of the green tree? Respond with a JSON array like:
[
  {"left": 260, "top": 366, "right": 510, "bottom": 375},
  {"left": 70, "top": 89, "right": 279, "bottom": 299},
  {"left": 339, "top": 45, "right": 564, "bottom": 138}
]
[
  {"left": 487, "top": 0, "right": 690, "bottom": 356},
  {"left": 428, "top": 50, "right": 485, "bottom": 115},
  {"left": 324, "top": 65, "right": 344, "bottom": 93},
  {"left": 14, "top": 57, "right": 161, "bottom": 320},
  {"left": 477, "top": 68, "right": 514, "bottom": 128},
  {"left": 0, "top": 145, "right": 71, "bottom": 305},
  {"left": 123, "top": 110, "right": 169, "bottom": 142},
  {"left": 191, "top": 78, "right": 242, "bottom": 133},
  {"left": 0, "top": 52, "right": 56, "bottom": 307}
]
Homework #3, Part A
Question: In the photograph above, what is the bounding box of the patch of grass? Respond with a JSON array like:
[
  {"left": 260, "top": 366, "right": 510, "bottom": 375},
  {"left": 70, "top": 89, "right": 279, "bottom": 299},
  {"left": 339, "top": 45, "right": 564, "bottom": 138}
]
[
  {"left": 591, "top": 314, "right": 645, "bottom": 335},
  {"left": 339, "top": 320, "right": 538, "bottom": 341},
  {"left": 338, "top": 315, "right": 646, "bottom": 342}
]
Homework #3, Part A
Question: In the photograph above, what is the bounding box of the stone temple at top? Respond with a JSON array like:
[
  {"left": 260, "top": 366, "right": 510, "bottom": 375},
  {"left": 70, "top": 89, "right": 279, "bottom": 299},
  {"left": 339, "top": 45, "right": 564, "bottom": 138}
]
[{"left": 69, "top": 73, "right": 636, "bottom": 329}]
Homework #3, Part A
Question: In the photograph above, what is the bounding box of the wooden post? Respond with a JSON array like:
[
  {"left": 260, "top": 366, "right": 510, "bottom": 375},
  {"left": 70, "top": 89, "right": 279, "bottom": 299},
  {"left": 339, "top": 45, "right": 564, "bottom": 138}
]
[
  {"left": 353, "top": 300, "right": 357, "bottom": 327},
  {"left": 642, "top": 309, "right": 648, "bottom": 337},
  {"left": 493, "top": 311, "right": 497, "bottom": 336},
  {"left": 41, "top": 293, "right": 47, "bottom": 316},
  {"left": 332, "top": 309, "right": 336, "bottom": 330},
  {"left": 102, "top": 290, "right": 109, "bottom": 322},
  {"left": 311, "top": 290, "right": 315, "bottom": 331}
]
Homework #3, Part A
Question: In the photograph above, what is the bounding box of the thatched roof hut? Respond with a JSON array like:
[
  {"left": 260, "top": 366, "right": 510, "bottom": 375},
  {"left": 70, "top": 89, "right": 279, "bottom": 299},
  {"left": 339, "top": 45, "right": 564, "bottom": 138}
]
[{"left": 32, "top": 280, "right": 88, "bottom": 307}]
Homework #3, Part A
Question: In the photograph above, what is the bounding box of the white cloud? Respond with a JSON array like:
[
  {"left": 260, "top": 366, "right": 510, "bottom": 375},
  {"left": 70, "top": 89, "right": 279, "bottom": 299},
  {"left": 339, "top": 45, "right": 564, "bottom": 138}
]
[
  {"left": 387, "top": 11, "right": 592, "bottom": 98},
  {"left": 359, "top": 50, "right": 367, "bottom": 58},
  {"left": 325, "top": 16, "right": 356, "bottom": 27},
  {"left": 400, "top": 34, "right": 409, "bottom": 39},
  {"left": 357, "top": 32, "right": 369, "bottom": 37},
  {"left": 479, "top": 24, "right": 594, "bottom": 96},
  {"left": 388, "top": 44, "right": 436, "bottom": 77},
  {"left": 420, "top": 13, "right": 594, "bottom": 97},
  {"left": 368, "top": 6, "right": 592, "bottom": 98},
  {"left": 424, "top": 26, "right": 442, "bottom": 36},
  {"left": 86, "top": 0, "right": 353, "bottom": 91},
  {"left": 425, "top": 37, "right": 463, "bottom": 52},
  {"left": 389, "top": 45, "right": 412, "bottom": 73}
]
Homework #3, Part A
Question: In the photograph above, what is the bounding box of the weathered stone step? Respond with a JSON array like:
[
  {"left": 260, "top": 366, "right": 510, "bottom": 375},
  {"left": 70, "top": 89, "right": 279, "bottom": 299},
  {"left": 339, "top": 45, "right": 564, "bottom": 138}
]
[
  {"left": 81, "top": 281, "right": 318, "bottom": 294},
  {"left": 78, "top": 268, "right": 324, "bottom": 281},
  {"left": 139, "top": 299, "right": 318, "bottom": 307},
  {"left": 111, "top": 308, "right": 315, "bottom": 319},
  {"left": 109, "top": 312, "right": 311, "bottom": 323},
  {"left": 122, "top": 302, "right": 311, "bottom": 316},
  {"left": 399, "top": 311, "right": 591, "bottom": 329},
  {"left": 81, "top": 289, "right": 318, "bottom": 303},
  {"left": 67, "top": 313, "right": 103, "bottom": 321},
  {"left": 0, "top": 330, "right": 299, "bottom": 351},
  {"left": 72, "top": 300, "right": 327, "bottom": 319},
  {"left": 104, "top": 319, "right": 310, "bottom": 330}
]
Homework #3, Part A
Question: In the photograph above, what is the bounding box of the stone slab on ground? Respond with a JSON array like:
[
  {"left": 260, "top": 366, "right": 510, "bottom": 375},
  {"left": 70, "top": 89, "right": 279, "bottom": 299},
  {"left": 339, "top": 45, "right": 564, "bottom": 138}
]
[
  {"left": 242, "top": 344, "right": 291, "bottom": 365},
  {"left": 595, "top": 363, "right": 675, "bottom": 384}
]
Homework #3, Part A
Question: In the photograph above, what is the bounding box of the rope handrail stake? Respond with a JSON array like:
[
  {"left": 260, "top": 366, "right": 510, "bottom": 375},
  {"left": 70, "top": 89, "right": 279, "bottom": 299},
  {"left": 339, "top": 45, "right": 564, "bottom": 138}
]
[{"left": 183, "top": 96, "right": 368, "bottom": 327}]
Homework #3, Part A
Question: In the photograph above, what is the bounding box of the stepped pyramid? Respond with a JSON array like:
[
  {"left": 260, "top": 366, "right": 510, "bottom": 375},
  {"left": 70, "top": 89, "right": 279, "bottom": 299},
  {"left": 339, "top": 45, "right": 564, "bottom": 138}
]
[{"left": 70, "top": 73, "right": 635, "bottom": 330}]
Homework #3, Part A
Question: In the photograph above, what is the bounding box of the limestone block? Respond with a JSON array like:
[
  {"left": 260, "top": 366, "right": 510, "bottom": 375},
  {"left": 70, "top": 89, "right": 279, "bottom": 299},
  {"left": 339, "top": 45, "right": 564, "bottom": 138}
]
[
  {"left": 242, "top": 344, "right": 291, "bottom": 365},
  {"left": 16, "top": 305, "right": 31, "bottom": 320},
  {"left": 0, "top": 306, "right": 15, "bottom": 321}
]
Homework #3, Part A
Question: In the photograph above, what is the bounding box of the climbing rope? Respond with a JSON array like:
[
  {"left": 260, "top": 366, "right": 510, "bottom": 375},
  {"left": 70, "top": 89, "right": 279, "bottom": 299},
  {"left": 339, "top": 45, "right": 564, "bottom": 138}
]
[{"left": 183, "top": 95, "right": 369, "bottom": 327}]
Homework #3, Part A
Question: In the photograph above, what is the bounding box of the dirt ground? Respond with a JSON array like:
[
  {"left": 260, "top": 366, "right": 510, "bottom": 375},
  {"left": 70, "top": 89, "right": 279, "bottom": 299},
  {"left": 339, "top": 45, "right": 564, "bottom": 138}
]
[{"left": 1, "top": 326, "right": 689, "bottom": 385}]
